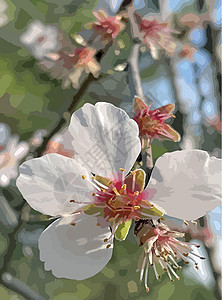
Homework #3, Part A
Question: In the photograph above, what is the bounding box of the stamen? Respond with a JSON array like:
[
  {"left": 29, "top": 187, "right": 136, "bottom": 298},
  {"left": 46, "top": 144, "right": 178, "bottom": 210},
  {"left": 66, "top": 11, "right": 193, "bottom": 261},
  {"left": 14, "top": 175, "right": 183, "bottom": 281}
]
[
  {"left": 120, "top": 168, "right": 125, "bottom": 184},
  {"left": 113, "top": 188, "right": 120, "bottom": 195},
  {"left": 167, "top": 263, "right": 180, "bottom": 280},
  {"left": 145, "top": 261, "right": 149, "bottom": 292},
  {"left": 140, "top": 255, "right": 147, "bottom": 282},
  {"left": 148, "top": 250, "right": 153, "bottom": 265},
  {"left": 166, "top": 265, "right": 174, "bottom": 282},
  {"left": 91, "top": 177, "right": 109, "bottom": 190},
  {"left": 121, "top": 184, "right": 127, "bottom": 190},
  {"left": 158, "top": 258, "right": 167, "bottom": 271},
  {"left": 168, "top": 255, "right": 180, "bottom": 268},
  {"left": 106, "top": 244, "right": 112, "bottom": 249},
  {"left": 85, "top": 177, "right": 101, "bottom": 191},
  {"left": 154, "top": 243, "right": 160, "bottom": 257},
  {"left": 153, "top": 263, "right": 160, "bottom": 280},
  {"left": 189, "top": 252, "right": 205, "bottom": 260},
  {"left": 131, "top": 171, "right": 136, "bottom": 192},
  {"left": 191, "top": 220, "right": 197, "bottom": 225}
]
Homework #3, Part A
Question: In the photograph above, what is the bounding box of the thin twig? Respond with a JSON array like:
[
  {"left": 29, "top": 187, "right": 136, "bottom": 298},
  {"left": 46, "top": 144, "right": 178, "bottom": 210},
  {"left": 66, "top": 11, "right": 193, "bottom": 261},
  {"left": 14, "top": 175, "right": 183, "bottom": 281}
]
[
  {"left": 2, "top": 273, "right": 46, "bottom": 300},
  {"left": 128, "top": 43, "right": 145, "bottom": 100}
]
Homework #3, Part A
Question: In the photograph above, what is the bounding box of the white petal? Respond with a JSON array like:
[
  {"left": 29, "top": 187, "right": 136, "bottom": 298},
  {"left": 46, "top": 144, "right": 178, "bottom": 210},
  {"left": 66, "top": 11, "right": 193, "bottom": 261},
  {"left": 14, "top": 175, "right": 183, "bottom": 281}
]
[
  {"left": 16, "top": 154, "right": 95, "bottom": 216},
  {"left": 147, "top": 150, "right": 222, "bottom": 220},
  {"left": 69, "top": 102, "right": 141, "bottom": 178},
  {"left": 39, "top": 215, "right": 113, "bottom": 280}
]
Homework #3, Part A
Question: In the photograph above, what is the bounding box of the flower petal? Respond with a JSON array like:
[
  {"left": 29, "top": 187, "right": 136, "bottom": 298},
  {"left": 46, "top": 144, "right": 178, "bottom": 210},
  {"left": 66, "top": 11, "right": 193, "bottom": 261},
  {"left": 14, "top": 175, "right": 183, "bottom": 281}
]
[
  {"left": 69, "top": 102, "right": 141, "bottom": 178},
  {"left": 162, "top": 124, "right": 181, "bottom": 142},
  {"left": 147, "top": 150, "right": 222, "bottom": 220},
  {"left": 134, "top": 97, "right": 147, "bottom": 115},
  {"left": 157, "top": 103, "right": 175, "bottom": 115},
  {"left": 16, "top": 154, "right": 95, "bottom": 216},
  {"left": 39, "top": 215, "right": 113, "bottom": 280}
]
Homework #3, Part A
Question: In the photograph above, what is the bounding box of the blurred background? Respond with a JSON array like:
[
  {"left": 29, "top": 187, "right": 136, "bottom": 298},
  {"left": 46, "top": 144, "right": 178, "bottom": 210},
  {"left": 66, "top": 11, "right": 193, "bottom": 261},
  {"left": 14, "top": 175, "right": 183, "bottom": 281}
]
[{"left": 0, "top": 0, "right": 221, "bottom": 299}]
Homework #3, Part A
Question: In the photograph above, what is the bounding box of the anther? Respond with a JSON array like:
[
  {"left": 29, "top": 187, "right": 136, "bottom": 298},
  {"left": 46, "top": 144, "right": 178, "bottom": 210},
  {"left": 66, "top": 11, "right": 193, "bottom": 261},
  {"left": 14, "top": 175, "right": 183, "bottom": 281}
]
[
  {"left": 191, "top": 220, "right": 197, "bottom": 225},
  {"left": 97, "top": 223, "right": 101, "bottom": 226},
  {"left": 131, "top": 171, "right": 136, "bottom": 175},
  {"left": 121, "top": 184, "right": 127, "bottom": 190},
  {"left": 134, "top": 191, "right": 139, "bottom": 196},
  {"left": 91, "top": 176, "right": 96, "bottom": 180},
  {"left": 170, "top": 113, "right": 176, "bottom": 118},
  {"left": 82, "top": 175, "right": 86, "bottom": 179},
  {"left": 92, "top": 193, "right": 96, "bottom": 196},
  {"left": 70, "top": 200, "right": 75, "bottom": 203},
  {"left": 71, "top": 222, "right": 76, "bottom": 226},
  {"left": 134, "top": 205, "right": 141, "bottom": 210},
  {"left": 101, "top": 188, "right": 106, "bottom": 193},
  {"left": 113, "top": 188, "right": 120, "bottom": 195},
  {"left": 146, "top": 287, "right": 150, "bottom": 293},
  {"left": 184, "top": 220, "right": 189, "bottom": 226},
  {"left": 106, "top": 244, "right": 112, "bottom": 249},
  {"left": 104, "top": 238, "right": 108, "bottom": 242},
  {"left": 120, "top": 168, "right": 126, "bottom": 172}
]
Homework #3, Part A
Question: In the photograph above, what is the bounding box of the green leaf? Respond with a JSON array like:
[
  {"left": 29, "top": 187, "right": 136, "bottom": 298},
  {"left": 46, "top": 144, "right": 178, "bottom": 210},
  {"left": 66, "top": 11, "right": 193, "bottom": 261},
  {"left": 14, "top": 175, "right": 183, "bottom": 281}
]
[{"left": 115, "top": 220, "right": 132, "bottom": 241}]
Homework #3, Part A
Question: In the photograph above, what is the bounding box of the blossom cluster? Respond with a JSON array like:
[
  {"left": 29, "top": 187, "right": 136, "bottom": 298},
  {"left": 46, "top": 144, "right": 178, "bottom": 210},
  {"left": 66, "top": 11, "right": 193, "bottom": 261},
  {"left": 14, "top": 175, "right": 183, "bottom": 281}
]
[
  {"left": 16, "top": 100, "right": 221, "bottom": 291},
  {"left": 20, "top": 10, "right": 125, "bottom": 89}
]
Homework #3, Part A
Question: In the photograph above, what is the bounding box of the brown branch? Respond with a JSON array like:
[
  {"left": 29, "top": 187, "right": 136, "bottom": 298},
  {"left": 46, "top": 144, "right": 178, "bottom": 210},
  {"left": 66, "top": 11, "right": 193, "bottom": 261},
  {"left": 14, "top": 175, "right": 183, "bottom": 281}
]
[{"left": 33, "top": 41, "right": 113, "bottom": 157}]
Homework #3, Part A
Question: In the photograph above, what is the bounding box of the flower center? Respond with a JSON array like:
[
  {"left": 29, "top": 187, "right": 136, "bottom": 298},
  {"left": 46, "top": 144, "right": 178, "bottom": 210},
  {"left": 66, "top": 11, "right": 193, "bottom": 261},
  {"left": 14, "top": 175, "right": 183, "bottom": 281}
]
[{"left": 94, "top": 172, "right": 144, "bottom": 222}]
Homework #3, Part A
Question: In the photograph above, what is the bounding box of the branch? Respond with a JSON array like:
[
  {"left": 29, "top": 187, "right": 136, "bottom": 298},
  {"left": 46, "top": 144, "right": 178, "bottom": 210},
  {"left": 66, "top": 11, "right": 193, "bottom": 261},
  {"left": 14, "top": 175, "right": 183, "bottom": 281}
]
[
  {"left": 128, "top": 43, "right": 145, "bottom": 100},
  {"left": 2, "top": 273, "right": 46, "bottom": 300},
  {"left": 128, "top": 43, "right": 153, "bottom": 176},
  {"left": 33, "top": 41, "right": 113, "bottom": 157}
]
